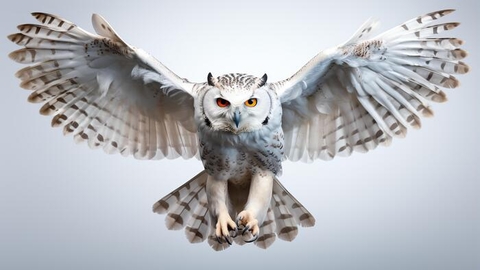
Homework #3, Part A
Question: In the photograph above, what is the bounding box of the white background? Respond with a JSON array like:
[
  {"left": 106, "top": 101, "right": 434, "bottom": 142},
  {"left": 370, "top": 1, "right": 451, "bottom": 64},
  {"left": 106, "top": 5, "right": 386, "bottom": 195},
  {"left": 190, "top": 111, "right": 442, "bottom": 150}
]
[{"left": 1, "top": 0, "right": 479, "bottom": 269}]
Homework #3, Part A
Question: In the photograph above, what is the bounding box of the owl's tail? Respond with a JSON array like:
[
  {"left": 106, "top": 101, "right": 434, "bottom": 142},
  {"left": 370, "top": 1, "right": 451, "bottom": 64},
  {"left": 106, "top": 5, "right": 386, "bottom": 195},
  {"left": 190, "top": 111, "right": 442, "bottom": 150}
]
[{"left": 152, "top": 170, "right": 315, "bottom": 250}]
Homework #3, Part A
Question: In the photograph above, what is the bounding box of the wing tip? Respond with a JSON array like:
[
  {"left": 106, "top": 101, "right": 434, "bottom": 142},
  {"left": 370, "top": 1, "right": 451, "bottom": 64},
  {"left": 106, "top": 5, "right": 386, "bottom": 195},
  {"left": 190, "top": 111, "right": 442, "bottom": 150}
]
[
  {"left": 31, "top": 11, "right": 47, "bottom": 17},
  {"left": 439, "top": 8, "right": 456, "bottom": 15},
  {"left": 8, "top": 49, "right": 26, "bottom": 63},
  {"left": 91, "top": 13, "right": 103, "bottom": 23},
  {"left": 7, "top": 50, "right": 16, "bottom": 61},
  {"left": 7, "top": 33, "right": 20, "bottom": 43},
  {"left": 425, "top": 9, "right": 455, "bottom": 19},
  {"left": 30, "top": 12, "right": 56, "bottom": 24}
]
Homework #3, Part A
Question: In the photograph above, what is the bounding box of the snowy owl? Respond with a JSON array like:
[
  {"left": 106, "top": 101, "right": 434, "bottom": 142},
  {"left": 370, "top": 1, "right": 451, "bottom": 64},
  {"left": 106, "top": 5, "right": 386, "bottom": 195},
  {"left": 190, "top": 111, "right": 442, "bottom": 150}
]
[{"left": 8, "top": 9, "right": 469, "bottom": 251}]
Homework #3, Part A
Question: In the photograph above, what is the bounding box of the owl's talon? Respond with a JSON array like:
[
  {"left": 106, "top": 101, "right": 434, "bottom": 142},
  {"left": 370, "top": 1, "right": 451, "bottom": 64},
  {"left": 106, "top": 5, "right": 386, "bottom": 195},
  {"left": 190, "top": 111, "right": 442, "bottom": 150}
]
[
  {"left": 230, "top": 227, "right": 238, "bottom": 238},
  {"left": 215, "top": 234, "right": 233, "bottom": 245},
  {"left": 224, "top": 235, "right": 232, "bottom": 245},
  {"left": 214, "top": 213, "right": 237, "bottom": 245},
  {"left": 235, "top": 216, "right": 243, "bottom": 227},
  {"left": 236, "top": 210, "right": 260, "bottom": 243},
  {"left": 244, "top": 233, "right": 259, "bottom": 243},
  {"left": 242, "top": 225, "right": 250, "bottom": 235}
]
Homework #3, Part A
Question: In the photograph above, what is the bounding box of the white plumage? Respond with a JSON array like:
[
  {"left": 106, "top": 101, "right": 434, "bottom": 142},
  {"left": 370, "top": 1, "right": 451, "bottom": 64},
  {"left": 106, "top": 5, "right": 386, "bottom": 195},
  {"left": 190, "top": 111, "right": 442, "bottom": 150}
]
[{"left": 8, "top": 9, "right": 468, "bottom": 251}]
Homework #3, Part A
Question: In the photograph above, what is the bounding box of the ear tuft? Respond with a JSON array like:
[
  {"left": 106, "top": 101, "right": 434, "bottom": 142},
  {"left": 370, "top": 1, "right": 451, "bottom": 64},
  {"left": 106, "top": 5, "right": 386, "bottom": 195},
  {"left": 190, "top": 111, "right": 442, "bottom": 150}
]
[
  {"left": 258, "top": 73, "right": 268, "bottom": 87},
  {"left": 207, "top": 72, "right": 215, "bottom": 86}
]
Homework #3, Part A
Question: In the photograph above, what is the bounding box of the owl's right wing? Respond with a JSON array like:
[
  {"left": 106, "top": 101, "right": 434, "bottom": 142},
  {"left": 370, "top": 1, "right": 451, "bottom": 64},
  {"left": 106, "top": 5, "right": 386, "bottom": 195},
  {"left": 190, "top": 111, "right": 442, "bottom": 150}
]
[
  {"left": 272, "top": 9, "right": 469, "bottom": 162},
  {"left": 9, "top": 12, "right": 199, "bottom": 160}
]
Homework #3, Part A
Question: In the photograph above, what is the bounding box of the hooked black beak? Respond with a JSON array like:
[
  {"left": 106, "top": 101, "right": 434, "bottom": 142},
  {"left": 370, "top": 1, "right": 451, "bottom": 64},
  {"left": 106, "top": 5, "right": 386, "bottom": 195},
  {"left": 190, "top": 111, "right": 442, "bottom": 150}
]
[{"left": 233, "top": 109, "right": 241, "bottom": 128}]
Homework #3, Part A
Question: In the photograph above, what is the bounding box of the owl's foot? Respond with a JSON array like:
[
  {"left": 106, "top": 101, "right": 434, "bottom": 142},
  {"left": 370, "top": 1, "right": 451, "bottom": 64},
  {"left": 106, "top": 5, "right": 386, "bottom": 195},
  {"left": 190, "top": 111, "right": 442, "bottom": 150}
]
[
  {"left": 236, "top": 210, "right": 259, "bottom": 243},
  {"left": 215, "top": 213, "right": 237, "bottom": 245}
]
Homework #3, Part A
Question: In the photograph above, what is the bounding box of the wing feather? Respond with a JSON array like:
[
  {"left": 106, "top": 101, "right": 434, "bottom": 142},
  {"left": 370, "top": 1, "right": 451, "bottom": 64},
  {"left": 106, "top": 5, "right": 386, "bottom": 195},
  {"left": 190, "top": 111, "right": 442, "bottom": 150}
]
[
  {"left": 9, "top": 12, "right": 199, "bottom": 160},
  {"left": 273, "top": 9, "right": 468, "bottom": 162}
]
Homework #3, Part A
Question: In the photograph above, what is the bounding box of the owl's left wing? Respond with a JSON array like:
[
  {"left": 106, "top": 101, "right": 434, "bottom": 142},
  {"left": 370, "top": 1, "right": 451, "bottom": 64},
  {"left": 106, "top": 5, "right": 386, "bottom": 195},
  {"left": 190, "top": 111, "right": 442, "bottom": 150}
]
[
  {"left": 9, "top": 13, "right": 199, "bottom": 160},
  {"left": 272, "top": 9, "right": 469, "bottom": 162}
]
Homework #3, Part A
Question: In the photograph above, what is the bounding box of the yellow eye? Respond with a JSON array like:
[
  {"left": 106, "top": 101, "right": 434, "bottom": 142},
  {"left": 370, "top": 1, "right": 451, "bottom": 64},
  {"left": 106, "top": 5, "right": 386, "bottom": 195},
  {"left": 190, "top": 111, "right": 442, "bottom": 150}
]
[
  {"left": 216, "top": 98, "right": 230, "bottom": 107},
  {"left": 244, "top": 98, "right": 257, "bottom": 107}
]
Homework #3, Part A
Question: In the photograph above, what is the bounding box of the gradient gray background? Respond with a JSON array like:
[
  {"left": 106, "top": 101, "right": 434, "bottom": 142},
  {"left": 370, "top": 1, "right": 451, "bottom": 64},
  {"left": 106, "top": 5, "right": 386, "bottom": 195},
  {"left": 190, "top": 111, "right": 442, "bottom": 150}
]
[{"left": 1, "top": 0, "right": 479, "bottom": 269}]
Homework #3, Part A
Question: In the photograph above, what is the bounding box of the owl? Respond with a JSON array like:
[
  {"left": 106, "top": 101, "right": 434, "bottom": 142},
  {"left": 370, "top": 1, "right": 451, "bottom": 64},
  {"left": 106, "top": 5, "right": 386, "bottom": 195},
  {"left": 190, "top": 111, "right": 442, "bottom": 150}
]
[{"left": 8, "top": 9, "right": 468, "bottom": 251}]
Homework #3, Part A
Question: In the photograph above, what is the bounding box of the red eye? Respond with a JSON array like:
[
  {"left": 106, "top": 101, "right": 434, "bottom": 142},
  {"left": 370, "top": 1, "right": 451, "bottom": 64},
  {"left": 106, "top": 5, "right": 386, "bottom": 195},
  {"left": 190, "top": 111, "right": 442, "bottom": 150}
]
[{"left": 216, "top": 98, "right": 230, "bottom": 107}]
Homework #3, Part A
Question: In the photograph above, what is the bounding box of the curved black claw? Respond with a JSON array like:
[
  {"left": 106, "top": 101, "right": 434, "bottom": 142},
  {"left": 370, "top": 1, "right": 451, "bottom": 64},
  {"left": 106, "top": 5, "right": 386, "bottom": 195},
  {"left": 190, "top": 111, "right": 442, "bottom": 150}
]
[
  {"left": 235, "top": 216, "right": 243, "bottom": 227},
  {"left": 244, "top": 234, "right": 259, "bottom": 243},
  {"left": 242, "top": 225, "right": 250, "bottom": 236},
  {"left": 230, "top": 226, "right": 239, "bottom": 238},
  {"left": 216, "top": 235, "right": 233, "bottom": 245},
  {"left": 224, "top": 235, "right": 232, "bottom": 245}
]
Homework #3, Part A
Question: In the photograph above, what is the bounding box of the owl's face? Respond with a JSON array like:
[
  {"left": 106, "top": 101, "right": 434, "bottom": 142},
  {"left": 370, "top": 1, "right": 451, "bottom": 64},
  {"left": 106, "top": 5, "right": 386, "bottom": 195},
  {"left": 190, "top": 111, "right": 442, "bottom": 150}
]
[{"left": 200, "top": 73, "right": 274, "bottom": 134}]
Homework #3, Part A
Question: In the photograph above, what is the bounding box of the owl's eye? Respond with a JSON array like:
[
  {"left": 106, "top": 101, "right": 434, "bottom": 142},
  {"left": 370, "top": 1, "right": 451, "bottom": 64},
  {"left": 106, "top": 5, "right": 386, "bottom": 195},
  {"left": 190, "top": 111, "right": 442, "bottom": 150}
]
[
  {"left": 244, "top": 98, "right": 257, "bottom": 107},
  {"left": 216, "top": 98, "right": 230, "bottom": 107}
]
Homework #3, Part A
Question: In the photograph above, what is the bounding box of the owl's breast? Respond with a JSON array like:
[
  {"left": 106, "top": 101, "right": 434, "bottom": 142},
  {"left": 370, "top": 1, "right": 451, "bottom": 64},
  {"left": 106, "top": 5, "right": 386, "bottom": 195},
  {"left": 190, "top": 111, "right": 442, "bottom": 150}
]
[{"left": 199, "top": 128, "right": 284, "bottom": 182}]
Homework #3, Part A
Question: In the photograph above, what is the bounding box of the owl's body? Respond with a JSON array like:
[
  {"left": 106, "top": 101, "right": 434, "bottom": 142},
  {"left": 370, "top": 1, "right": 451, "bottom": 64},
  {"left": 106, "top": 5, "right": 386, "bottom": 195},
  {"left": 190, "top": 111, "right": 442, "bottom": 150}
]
[
  {"left": 196, "top": 74, "right": 284, "bottom": 179},
  {"left": 8, "top": 9, "right": 469, "bottom": 250},
  {"left": 192, "top": 73, "right": 287, "bottom": 248}
]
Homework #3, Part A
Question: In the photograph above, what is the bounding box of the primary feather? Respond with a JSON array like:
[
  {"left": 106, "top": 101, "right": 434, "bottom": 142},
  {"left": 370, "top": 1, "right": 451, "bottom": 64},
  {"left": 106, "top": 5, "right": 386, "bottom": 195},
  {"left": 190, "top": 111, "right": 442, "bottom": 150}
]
[
  {"left": 273, "top": 9, "right": 469, "bottom": 162},
  {"left": 9, "top": 12, "right": 198, "bottom": 160}
]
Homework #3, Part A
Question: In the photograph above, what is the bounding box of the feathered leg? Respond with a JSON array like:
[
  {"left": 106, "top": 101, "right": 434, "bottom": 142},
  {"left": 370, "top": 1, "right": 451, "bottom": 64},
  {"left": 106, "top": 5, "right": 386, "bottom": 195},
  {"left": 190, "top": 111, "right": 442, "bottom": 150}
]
[
  {"left": 206, "top": 174, "right": 237, "bottom": 245},
  {"left": 236, "top": 170, "right": 274, "bottom": 242}
]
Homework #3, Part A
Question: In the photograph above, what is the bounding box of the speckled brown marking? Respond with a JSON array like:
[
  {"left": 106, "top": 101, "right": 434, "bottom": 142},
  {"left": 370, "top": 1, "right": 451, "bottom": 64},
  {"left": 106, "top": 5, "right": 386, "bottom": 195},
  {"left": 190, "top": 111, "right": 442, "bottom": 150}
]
[
  {"left": 79, "top": 132, "right": 88, "bottom": 140},
  {"left": 87, "top": 125, "right": 97, "bottom": 132},
  {"left": 179, "top": 201, "right": 191, "bottom": 211},
  {"left": 29, "top": 49, "right": 36, "bottom": 62},
  {"left": 172, "top": 191, "right": 181, "bottom": 201},
  {"left": 185, "top": 226, "right": 204, "bottom": 240},
  {"left": 157, "top": 200, "right": 169, "bottom": 210},
  {"left": 52, "top": 114, "right": 67, "bottom": 127},
  {"left": 426, "top": 72, "right": 433, "bottom": 81},
  {"left": 351, "top": 39, "right": 383, "bottom": 58},
  {"left": 279, "top": 226, "right": 297, "bottom": 235},
  {"left": 167, "top": 213, "right": 183, "bottom": 226}
]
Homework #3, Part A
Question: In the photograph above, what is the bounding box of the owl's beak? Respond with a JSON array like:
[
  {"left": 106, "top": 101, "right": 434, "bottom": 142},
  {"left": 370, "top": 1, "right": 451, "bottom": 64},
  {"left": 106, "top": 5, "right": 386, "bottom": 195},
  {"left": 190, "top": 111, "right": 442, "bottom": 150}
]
[{"left": 233, "top": 109, "right": 241, "bottom": 128}]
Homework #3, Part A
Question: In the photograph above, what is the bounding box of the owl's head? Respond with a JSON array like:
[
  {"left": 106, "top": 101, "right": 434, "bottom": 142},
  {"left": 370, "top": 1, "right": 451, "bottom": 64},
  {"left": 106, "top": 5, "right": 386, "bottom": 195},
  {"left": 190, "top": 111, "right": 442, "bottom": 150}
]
[{"left": 199, "top": 73, "right": 277, "bottom": 134}]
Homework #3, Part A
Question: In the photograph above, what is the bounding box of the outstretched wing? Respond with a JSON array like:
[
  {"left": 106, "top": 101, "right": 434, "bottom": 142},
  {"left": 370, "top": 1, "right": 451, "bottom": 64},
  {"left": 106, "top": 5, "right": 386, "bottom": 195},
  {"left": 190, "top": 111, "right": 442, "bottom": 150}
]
[
  {"left": 9, "top": 13, "right": 199, "bottom": 160},
  {"left": 272, "top": 9, "right": 469, "bottom": 162}
]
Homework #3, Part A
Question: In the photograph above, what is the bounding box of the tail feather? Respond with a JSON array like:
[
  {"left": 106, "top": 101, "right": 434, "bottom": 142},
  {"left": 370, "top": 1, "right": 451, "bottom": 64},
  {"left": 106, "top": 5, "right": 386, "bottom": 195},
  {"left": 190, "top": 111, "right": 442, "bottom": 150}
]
[
  {"left": 165, "top": 183, "right": 205, "bottom": 230},
  {"left": 153, "top": 171, "right": 208, "bottom": 232},
  {"left": 270, "top": 193, "right": 299, "bottom": 241},
  {"left": 153, "top": 171, "right": 315, "bottom": 250},
  {"left": 272, "top": 178, "right": 316, "bottom": 227},
  {"left": 184, "top": 193, "right": 209, "bottom": 243},
  {"left": 152, "top": 171, "right": 207, "bottom": 214},
  {"left": 254, "top": 208, "right": 277, "bottom": 249},
  {"left": 208, "top": 233, "right": 230, "bottom": 251}
]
